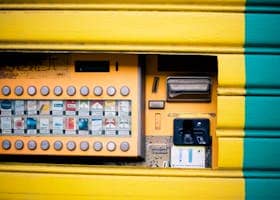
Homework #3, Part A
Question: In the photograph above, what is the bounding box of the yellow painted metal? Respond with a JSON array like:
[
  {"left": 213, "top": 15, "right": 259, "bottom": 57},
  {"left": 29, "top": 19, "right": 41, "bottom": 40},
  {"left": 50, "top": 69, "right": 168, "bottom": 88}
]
[
  {"left": 0, "top": 163, "right": 244, "bottom": 199},
  {"left": 0, "top": 10, "right": 244, "bottom": 53},
  {"left": 217, "top": 96, "right": 245, "bottom": 129},
  {"left": 218, "top": 137, "right": 244, "bottom": 169},
  {"left": 218, "top": 54, "right": 246, "bottom": 95}
]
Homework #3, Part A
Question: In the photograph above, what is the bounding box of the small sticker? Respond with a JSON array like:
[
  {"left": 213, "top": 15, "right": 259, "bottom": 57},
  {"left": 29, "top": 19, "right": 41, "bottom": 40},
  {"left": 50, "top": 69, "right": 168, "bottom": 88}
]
[
  {"left": 65, "top": 100, "right": 77, "bottom": 115},
  {"left": 14, "top": 117, "right": 25, "bottom": 134},
  {"left": 39, "top": 117, "right": 50, "bottom": 134},
  {"left": 1, "top": 100, "right": 13, "bottom": 116},
  {"left": 91, "top": 118, "right": 103, "bottom": 135},
  {"left": 27, "top": 101, "right": 37, "bottom": 115},
  {"left": 52, "top": 117, "right": 64, "bottom": 134},
  {"left": 79, "top": 101, "right": 90, "bottom": 116},
  {"left": 26, "top": 117, "right": 37, "bottom": 134},
  {"left": 38, "top": 101, "right": 51, "bottom": 115},
  {"left": 14, "top": 101, "right": 25, "bottom": 115},
  {"left": 1, "top": 117, "right": 12, "bottom": 134},
  {"left": 52, "top": 101, "right": 64, "bottom": 115}
]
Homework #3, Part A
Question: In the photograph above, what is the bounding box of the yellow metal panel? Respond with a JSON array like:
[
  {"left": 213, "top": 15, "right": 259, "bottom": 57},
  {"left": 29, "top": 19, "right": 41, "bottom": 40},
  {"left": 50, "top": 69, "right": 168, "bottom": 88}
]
[
  {"left": 217, "top": 96, "right": 245, "bottom": 129},
  {"left": 218, "top": 54, "right": 246, "bottom": 95},
  {"left": 0, "top": 10, "right": 244, "bottom": 52},
  {"left": 218, "top": 137, "right": 243, "bottom": 169},
  {"left": 0, "top": 163, "right": 244, "bottom": 200}
]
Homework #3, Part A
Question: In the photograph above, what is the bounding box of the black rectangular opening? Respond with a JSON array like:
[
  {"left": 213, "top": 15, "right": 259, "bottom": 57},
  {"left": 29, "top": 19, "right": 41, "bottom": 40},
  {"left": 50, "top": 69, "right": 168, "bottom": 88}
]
[
  {"left": 157, "top": 55, "right": 217, "bottom": 74},
  {"left": 75, "top": 61, "right": 110, "bottom": 72}
]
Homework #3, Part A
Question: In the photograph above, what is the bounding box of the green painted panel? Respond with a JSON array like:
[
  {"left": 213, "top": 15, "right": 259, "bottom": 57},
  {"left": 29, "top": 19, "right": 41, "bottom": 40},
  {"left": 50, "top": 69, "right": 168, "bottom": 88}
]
[
  {"left": 246, "top": 130, "right": 280, "bottom": 137},
  {"left": 246, "top": 178, "right": 280, "bottom": 200},
  {"left": 246, "top": 97, "right": 280, "bottom": 129},
  {"left": 244, "top": 138, "right": 280, "bottom": 169}
]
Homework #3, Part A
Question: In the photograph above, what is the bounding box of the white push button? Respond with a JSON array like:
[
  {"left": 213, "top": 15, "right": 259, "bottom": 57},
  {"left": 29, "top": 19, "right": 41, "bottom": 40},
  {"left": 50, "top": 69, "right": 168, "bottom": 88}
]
[
  {"left": 41, "top": 140, "right": 50, "bottom": 151},
  {"left": 40, "top": 86, "right": 50, "bottom": 96},
  {"left": 27, "top": 86, "right": 37, "bottom": 96},
  {"left": 80, "top": 141, "right": 89, "bottom": 151},
  {"left": 66, "top": 141, "right": 76, "bottom": 151},
  {"left": 67, "top": 86, "right": 76, "bottom": 96},
  {"left": 120, "top": 142, "right": 130, "bottom": 152},
  {"left": 54, "top": 86, "right": 63, "bottom": 96},
  {"left": 80, "top": 86, "right": 89, "bottom": 96},
  {"left": 15, "top": 140, "right": 24, "bottom": 150},
  {"left": 2, "top": 86, "right": 11, "bottom": 96},
  {"left": 107, "top": 86, "right": 116, "bottom": 96},
  {"left": 28, "top": 140, "right": 37, "bottom": 150},
  {"left": 93, "top": 86, "right": 103, "bottom": 96},
  {"left": 14, "top": 86, "right": 24, "bottom": 96},
  {"left": 106, "top": 141, "right": 116, "bottom": 152},
  {"left": 2, "top": 140, "right": 11, "bottom": 150},
  {"left": 54, "top": 140, "right": 63, "bottom": 151},
  {"left": 93, "top": 141, "right": 103, "bottom": 151},
  {"left": 120, "top": 86, "right": 130, "bottom": 96}
]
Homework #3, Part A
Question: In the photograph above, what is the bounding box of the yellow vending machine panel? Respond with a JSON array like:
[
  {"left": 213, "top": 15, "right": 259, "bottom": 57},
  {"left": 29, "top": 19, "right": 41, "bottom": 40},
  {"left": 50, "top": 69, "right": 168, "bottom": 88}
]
[{"left": 0, "top": 53, "right": 143, "bottom": 157}]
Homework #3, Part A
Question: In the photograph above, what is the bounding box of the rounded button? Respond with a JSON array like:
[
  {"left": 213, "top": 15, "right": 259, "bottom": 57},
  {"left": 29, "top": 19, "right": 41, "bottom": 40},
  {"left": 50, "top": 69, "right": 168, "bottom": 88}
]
[
  {"left": 40, "top": 86, "right": 50, "bottom": 96},
  {"left": 54, "top": 140, "right": 63, "bottom": 151},
  {"left": 67, "top": 86, "right": 76, "bottom": 96},
  {"left": 40, "top": 140, "right": 50, "bottom": 151},
  {"left": 14, "top": 86, "right": 24, "bottom": 96},
  {"left": 93, "top": 86, "right": 103, "bottom": 96},
  {"left": 93, "top": 141, "right": 103, "bottom": 151},
  {"left": 120, "top": 142, "right": 130, "bottom": 152},
  {"left": 27, "top": 86, "right": 37, "bottom": 96},
  {"left": 106, "top": 141, "right": 116, "bottom": 152},
  {"left": 2, "top": 140, "right": 11, "bottom": 150},
  {"left": 106, "top": 86, "right": 116, "bottom": 96},
  {"left": 2, "top": 86, "right": 11, "bottom": 96},
  {"left": 54, "top": 86, "right": 63, "bottom": 96},
  {"left": 80, "top": 141, "right": 89, "bottom": 151},
  {"left": 120, "top": 86, "right": 130, "bottom": 96},
  {"left": 66, "top": 141, "right": 76, "bottom": 151},
  {"left": 28, "top": 140, "right": 37, "bottom": 150},
  {"left": 15, "top": 140, "right": 24, "bottom": 150},
  {"left": 80, "top": 86, "right": 89, "bottom": 96}
]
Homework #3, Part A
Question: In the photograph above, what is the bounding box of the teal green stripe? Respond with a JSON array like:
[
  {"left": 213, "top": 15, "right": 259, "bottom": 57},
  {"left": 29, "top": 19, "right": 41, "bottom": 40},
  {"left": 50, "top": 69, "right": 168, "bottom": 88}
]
[
  {"left": 245, "top": 13, "right": 280, "bottom": 49},
  {"left": 246, "top": 178, "right": 280, "bottom": 200},
  {"left": 244, "top": 138, "right": 280, "bottom": 169},
  {"left": 246, "top": 97, "right": 280, "bottom": 130}
]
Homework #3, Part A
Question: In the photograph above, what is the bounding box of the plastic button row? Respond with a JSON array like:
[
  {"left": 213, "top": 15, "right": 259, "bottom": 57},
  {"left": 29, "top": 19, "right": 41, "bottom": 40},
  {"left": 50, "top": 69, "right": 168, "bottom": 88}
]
[
  {"left": 1, "top": 85, "right": 130, "bottom": 97},
  {"left": 1, "top": 140, "right": 130, "bottom": 152}
]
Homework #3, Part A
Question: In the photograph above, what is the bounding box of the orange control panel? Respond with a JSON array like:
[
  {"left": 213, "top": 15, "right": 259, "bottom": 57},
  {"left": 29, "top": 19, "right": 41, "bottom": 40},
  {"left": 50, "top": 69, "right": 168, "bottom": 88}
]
[{"left": 0, "top": 53, "right": 143, "bottom": 157}]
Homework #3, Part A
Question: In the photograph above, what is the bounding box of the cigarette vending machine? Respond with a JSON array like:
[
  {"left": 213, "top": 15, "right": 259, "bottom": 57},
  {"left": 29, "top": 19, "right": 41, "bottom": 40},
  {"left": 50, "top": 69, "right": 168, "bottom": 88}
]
[{"left": 0, "top": 53, "right": 217, "bottom": 168}]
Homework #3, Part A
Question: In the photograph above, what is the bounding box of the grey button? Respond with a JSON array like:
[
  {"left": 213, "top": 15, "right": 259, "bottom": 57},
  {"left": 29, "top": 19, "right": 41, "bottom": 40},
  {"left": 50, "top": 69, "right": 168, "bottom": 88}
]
[
  {"left": 28, "top": 140, "right": 37, "bottom": 150},
  {"left": 2, "top": 140, "right": 11, "bottom": 150},
  {"left": 54, "top": 86, "right": 63, "bottom": 96},
  {"left": 66, "top": 141, "right": 76, "bottom": 151},
  {"left": 148, "top": 100, "right": 165, "bottom": 109},
  {"left": 80, "top": 86, "right": 89, "bottom": 96},
  {"left": 54, "top": 140, "right": 63, "bottom": 151},
  {"left": 93, "top": 141, "right": 103, "bottom": 151},
  {"left": 2, "top": 86, "right": 11, "bottom": 96},
  {"left": 14, "top": 86, "right": 24, "bottom": 96},
  {"left": 67, "top": 86, "right": 76, "bottom": 96},
  {"left": 40, "top": 86, "right": 50, "bottom": 96},
  {"left": 40, "top": 140, "right": 50, "bottom": 151},
  {"left": 120, "top": 142, "right": 130, "bottom": 152},
  {"left": 106, "top": 86, "right": 116, "bottom": 96},
  {"left": 80, "top": 141, "right": 89, "bottom": 151},
  {"left": 106, "top": 141, "right": 116, "bottom": 152},
  {"left": 120, "top": 86, "right": 130, "bottom": 96},
  {"left": 93, "top": 86, "right": 103, "bottom": 96},
  {"left": 27, "top": 86, "right": 37, "bottom": 96},
  {"left": 15, "top": 140, "right": 24, "bottom": 150}
]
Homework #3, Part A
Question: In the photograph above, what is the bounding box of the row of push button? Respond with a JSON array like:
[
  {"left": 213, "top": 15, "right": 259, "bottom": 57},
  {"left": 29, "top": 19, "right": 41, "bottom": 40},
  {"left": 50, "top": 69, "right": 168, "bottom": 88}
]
[
  {"left": 1, "top": 140, "right": 130, "bottom": 152},
  {"left": 1, "top": 85, "right": 130, "bottom": 97}
]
